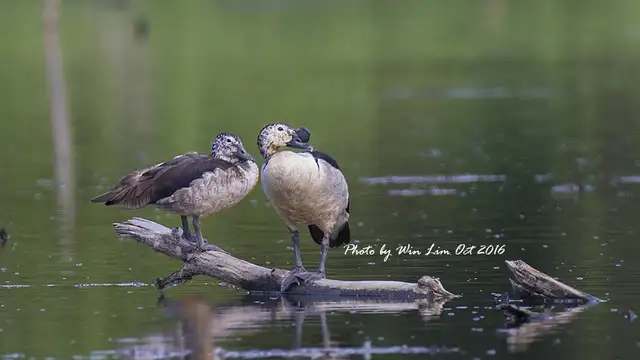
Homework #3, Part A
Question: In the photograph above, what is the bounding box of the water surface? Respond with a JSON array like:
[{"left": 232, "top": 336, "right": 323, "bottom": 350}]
[{"left": 1, "top": 1, "right": 639, "bottom": 359}]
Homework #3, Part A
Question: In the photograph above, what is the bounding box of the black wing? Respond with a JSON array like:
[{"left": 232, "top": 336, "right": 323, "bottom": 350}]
[
  {"left": 309, "top": 150, "right": 340, "bottom": 170},
  {"left": 147, "top": 157, "right": 235, "bottom": 204}
]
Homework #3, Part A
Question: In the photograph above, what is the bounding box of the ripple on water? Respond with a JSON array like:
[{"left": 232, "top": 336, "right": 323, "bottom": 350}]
[
  {"left": 360, "top": 174, "right": 506, "bottom": 185},
  {"left": 0, "top": 282, "right": 150, "bottom": 289}
]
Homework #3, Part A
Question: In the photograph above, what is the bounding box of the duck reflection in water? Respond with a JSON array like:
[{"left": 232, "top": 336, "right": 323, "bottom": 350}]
[
  {"left": 158, "top": 294, "right": 216, "bottom": 360},
  {"left": 120, "top": 294, "right": 450, "bottom": 359},
  {"left": 0, "top": 228, "right": 8, "bottom": 261}
]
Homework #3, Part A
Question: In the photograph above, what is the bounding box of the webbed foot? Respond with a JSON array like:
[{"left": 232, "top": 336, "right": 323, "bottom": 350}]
[
  {"left": 182, "top": 234, "right": 224, "bottom": 253},
  {"left": 314, "top": 270, "right": 326, "bottom": 280},
  {"left": 281, "top": 265, "right": 308, "bottom": 293},
  {"left": 181, "top": 234, "right": 197, "bottom": 243},
  {"left": 198, "top": 240, "right": 223, "bottom": 252},
  {"left": 298, "top": 270, "right": 325, "bottom": 283},
  {"left": 194, "top": 237, "right": 226, "bottom": 253},
  {"left": 280, "top": 267, "right": 326, "bottom": 293}
]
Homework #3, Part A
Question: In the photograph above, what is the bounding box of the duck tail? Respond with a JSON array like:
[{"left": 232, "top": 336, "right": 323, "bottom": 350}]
[
  {"left": 308, "top": 222, "right": 351, "bottom": 248},
  {"left": 90, "top": 170, "right": 149, "bottom": 207},
  {"left": 308, "top": 225, "right": 324, "bottom": 246},
  {"left": 91, "top": 188, "right": 131, "bottom": 206},
  {"left": 331, "top": 222, "right": 351, "bottom": 248},
  {"left": 90, "top": 183, "right": 151, "bottom": 209},
  {"left": 90, "top": 191, "right": 118, "bottom": 204}
]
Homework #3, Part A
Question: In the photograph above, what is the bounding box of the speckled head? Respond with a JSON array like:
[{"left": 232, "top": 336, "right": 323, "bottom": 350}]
[
  {"left": 211, "top": 133, "right": 255, "bottom": 163},
  {"left": 257, "top": 123, "right": 313, "bottom": 159}
]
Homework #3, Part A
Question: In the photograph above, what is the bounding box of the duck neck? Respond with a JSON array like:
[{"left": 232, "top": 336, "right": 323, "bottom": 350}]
[
  {"left": 260, "top": 144, "right": 279, "bottom": 160},
  {"left": 236, "top": 159, "right": 256, "bottom": 171},
  {"left": 213, "top": 153, "right": 239, "bottom": 164}
]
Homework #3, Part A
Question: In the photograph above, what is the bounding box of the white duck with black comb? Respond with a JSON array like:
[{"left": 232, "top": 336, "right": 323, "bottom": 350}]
[
  {"left": 91, "top": 133, "right": 259, "bottom": 252},
  {"left": 258, "top": 123, "right": 351, "bottom": 292}
]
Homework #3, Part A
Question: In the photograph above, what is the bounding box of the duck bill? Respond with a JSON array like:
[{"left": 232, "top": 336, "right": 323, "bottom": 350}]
[
  {"left": 234, "top": 151, "right": 255, "bottom": 162},
  {"left": 286, "top": 138, "right": 313, "bottom": 151}
]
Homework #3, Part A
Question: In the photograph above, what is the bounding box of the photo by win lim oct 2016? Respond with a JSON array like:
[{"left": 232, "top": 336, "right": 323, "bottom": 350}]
[{"left": 343, "top": 243, "right": 506, "bottom": 262}]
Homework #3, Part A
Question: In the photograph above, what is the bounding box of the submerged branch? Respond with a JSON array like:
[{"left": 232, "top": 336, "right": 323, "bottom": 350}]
[{"left": 113, "top": 217, "right": 457, "bottom": 299}]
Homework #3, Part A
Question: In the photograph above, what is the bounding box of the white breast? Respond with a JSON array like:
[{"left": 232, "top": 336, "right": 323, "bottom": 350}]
[
  {"left": 261, "top": 151, "right": 348, "bottom": 230},
  {"left": 168, "top": 161, "right": 259, "bottom": 216}
]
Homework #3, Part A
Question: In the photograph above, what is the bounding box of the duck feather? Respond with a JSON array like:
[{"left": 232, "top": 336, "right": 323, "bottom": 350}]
[{"left": 91, "top": 153, "right": 236, "bottom": 209}]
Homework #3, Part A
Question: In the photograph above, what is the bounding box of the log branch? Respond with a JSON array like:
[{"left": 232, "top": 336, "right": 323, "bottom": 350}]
[
  {"left": 505, "top": 260, "right": 603, "bottom": 303},
  {"left": 114, "top": 217, "right": 457, "bottom": 300}
]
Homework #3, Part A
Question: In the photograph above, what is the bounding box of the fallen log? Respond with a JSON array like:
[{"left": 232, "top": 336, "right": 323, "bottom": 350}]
[
  {"left": 113, "top": 217, "right": 457, "bottom": 300},
  {"left": 504, "top": 260, "right": 603, "bottom": 303}
]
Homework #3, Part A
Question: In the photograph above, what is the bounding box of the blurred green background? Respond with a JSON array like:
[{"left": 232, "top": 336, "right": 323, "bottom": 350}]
[{"left": 1, "top": 0, "right": 640, "bottom": 358}]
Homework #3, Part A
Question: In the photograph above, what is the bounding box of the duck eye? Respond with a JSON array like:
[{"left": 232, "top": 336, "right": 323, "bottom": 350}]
[
  {"left": 277, "top": 126, "right": 284, "bottom": 131},
  {"left": 226, "top": 138, "right": 232, "bottom": 143}
]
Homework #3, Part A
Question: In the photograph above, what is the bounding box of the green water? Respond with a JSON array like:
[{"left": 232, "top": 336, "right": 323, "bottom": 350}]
[{"left": 1, "top": 0, "right": 640, "bottom": 359}]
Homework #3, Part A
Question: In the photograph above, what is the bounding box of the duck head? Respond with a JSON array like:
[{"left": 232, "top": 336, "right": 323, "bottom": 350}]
[
  {"left": 211, "top": 133, "right": 255, "bottom": 163},
  {"left": 257, "top": 122, "right": 313, "bottom": 159}
]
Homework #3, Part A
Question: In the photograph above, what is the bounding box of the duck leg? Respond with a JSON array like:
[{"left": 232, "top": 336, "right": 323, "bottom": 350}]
[
  {"left": 191, "top": 215, "right": 222, "bottom": 252},
  {"left": 281, "top": 230, "right": 310, "bottom": 292},
  {"left": 314, "top": 233, "right": 330, "bottom": 278},
  {"left": 180, "top": 216, "right": 193, "bottom": 240},
  {"left": 292, "top": 230, "right": 305, "bottom": 270}
]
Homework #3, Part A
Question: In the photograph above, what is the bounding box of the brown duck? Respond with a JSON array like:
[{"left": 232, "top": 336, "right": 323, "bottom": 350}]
[{"left": 91, "top": 133, "right": 259, "bottom": 252}]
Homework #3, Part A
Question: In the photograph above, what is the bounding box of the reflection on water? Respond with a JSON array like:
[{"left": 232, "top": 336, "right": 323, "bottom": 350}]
[
  {"left": 363, "top": 173, "right": 640, "bottom": 195},
  {"left": 497, "top": 304, "right": 592, "bottom": 354},
  {"left": 0, "top": 228, "right": 8, "bottom": 261},
  {"left": 106, "top": 295, "right": 459, "bottom": 360},
  {"left": 385, "top": 86, "right": 555, "bottom": 101},
  {"left": 44, "top": 0, "right": 76, "bottom": 269},
  {"left": 360, "top": 174, "right": 507, "bottom": 185},
  {"left": 159, "top": 295, "right": 215, "bottom": 360}
]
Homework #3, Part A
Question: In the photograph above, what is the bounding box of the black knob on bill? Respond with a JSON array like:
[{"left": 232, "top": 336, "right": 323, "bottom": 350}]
[{"left": 295, "top": 127, "right": 311, "bottom": 143}]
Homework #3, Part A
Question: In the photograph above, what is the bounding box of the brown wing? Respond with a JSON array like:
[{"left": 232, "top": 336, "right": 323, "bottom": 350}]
[
  {"left": 90, "top": 153, "right": 225, "bottom": 209},
  {"left": 143, "top": 157, "right": 236, "bottom": 205}
]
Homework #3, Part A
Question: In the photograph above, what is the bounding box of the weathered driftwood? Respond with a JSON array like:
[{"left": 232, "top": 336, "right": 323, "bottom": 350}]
[
  {"left": 113, "top": 217, "right": 456, "bottom": 299},
  {"left": 505, "top": 260, "right": 603, "bottom": 303}
]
